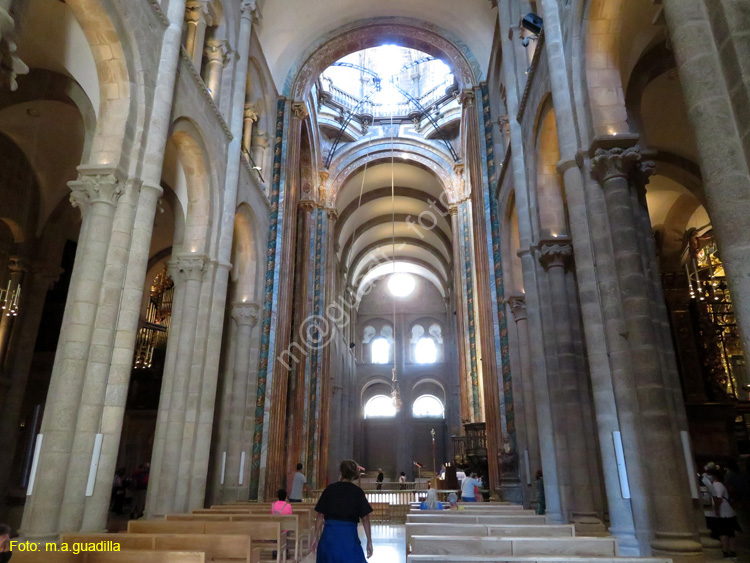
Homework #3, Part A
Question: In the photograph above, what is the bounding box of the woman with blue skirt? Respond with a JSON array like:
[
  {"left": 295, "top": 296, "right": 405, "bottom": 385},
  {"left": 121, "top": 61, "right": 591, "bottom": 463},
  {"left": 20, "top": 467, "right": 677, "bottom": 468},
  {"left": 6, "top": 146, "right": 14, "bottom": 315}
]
[{"left": 311, "top": 459, "right": 373, "bottom": 562}]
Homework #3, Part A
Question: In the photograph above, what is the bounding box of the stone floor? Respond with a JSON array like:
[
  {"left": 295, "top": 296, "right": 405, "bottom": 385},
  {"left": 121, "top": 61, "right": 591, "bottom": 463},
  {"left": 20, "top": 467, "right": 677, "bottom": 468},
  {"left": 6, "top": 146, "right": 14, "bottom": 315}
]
[{"left": 300, "top": 524, "right": 405, "bottom": 563}]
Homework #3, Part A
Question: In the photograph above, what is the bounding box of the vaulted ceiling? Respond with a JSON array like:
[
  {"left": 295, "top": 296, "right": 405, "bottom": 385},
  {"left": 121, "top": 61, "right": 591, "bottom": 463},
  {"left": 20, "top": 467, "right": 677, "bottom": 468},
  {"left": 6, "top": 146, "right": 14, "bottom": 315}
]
[{"left": 335, "top": 162, "right": 451, "bottom": 299}]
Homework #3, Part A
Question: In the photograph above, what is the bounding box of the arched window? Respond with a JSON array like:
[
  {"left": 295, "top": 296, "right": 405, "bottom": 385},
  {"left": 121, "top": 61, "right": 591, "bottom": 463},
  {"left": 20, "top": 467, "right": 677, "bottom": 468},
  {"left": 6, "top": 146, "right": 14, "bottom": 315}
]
[
  {"left": 371, "top": 337, "right": 390, "bottom": 364},
  {"left": 364, "top": 395, "right": 397, "bottom": 419},
  {"left": 415, "top": 337, "right": 437, "bottom": 364},
  {"left": 412, "top": 395, "right": 444, "bottom": 418}
]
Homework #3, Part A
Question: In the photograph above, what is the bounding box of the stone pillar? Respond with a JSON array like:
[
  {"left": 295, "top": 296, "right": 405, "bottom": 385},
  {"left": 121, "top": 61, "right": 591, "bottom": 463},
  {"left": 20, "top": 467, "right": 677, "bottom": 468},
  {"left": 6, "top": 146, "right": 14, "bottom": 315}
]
[
  {"left": 663, "top": 0, "right": 750, "bottom": 370},
  {"left": 590, "top": 145, "right": 701, "bottom": 561},
  {"left": 0, "top": 262, "right": 60, "bottom": 516},
  {"left": 20, "top": 166, "right": 124, "bottom": 541},
  {"left": 242, "top": 103, "right": 258, "bottom": 156},
  {"left": 0, "top": 0, "right": 28, "bottom": 91},
  {"left": 264, "top": 101, "right": 306, "bottom": 500},
  {"left": 537, "top": 242, "right": 606, "bottom": 534},
  {"left": 203, "top": 39, "right": 229, "bottom": 101},
  {"left": 149, "top": 254, "right": 206, "bottom": 517},
  {"left": 223, "top": 302, "right": 259, "bottom": 501},
  {"left": 507, "top": 295, "right": 541, "bottom": 505},
  {"left": 184, "top": 0, "right": 215, "bottom": 74},
  {"left": 449, "top": 205, "right": 471, "bottom": 425}
]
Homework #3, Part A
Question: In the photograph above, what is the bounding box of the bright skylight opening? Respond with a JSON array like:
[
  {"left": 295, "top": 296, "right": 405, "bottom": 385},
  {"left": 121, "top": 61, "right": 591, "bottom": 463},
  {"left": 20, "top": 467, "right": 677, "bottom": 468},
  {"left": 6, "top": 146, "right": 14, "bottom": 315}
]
[
  {"left": 388, "top": 272, "right": 415, "bottom": 297},
  {"left": 415, "top": 337, "right": 437, "bottom": 364},
  {"left": 365, "top": 395, "right": 397, "bottom": 418},
  {"left": 320, "top": 46, "right": 454, "bottom": 116},
  {"left": 412, "top": 395, "right": 445, "bottom": 418},
  {"left": 371, "top": 337, "right": 391, "bottom": 364}
]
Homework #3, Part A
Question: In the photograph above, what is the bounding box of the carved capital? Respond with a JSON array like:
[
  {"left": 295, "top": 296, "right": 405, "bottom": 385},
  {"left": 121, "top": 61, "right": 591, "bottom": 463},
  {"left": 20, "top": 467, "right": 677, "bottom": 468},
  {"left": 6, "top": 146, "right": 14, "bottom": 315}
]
[
  {"left": 169, "top": 254, "right": 207, "bottom": 283},
  {"left": 204, "top": 39, "right": 230, "bottom": 66},
  {"left": 30, "top": 262, "right": 64, "bottom": 289},
  {"left": 448, "top": 204, "right": 459, "bottom": 217},
  {"left": 68, "top": 166, "right": 125, "bottom": 216},
  {"left": 507, "top": 295, "right": 527, "bottom": 322},
  {"left": 185, "top": 0, "right": 216, "bottom": 25},
  {"left": 460, "top": 89, "right": 475, "bottom": 108},
  {"left": 244, "top": 102, "right": 259, "bottom": 122},
  {"left": 537, "top": 241, "right": 573, "bottom": 270},
  {"left": 8, "top": 256, "right": 30, "bottom": 275},
  {"left": 0, "top": 9, "right": 29, "bottom": 92},
  {"left": 292, "top": 102, "right": 309, "bottom": 120},
  {"left": 590, "top": 145, "right": 645, "bottom": 184},
  {"left": 325, "top": 207, "right": 338, "bottom": 221},
  {"left": 240, "top": 0, "right": 260, "bottom": 22},
  {"left": 232, "top": 301, "right": 260, "bottom": 327},
  {"left": 299, "top": 199, "right": 316, "bottom": 213}
]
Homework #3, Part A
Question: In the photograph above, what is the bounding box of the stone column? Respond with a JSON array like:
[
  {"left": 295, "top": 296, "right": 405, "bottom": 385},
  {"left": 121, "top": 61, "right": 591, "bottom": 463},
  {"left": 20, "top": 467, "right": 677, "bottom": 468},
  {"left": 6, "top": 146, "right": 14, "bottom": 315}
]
[
  {"left": 0, "top": 262, "right": 60, "bottom": 515},
  {"left": 20, "top": 166, "right": 124, "bottom": 541},
  {"left": 242, "top": 103, "right": 258, "bottom": 156},
  {"left": 184, "top": 0, "right": 215, "bottom": 74},
  {"left": 663, "top": 0, "right": 750, "bottom": 368},
  {"left": 507, "top": 295, "right": 541, "bottom": 506},
  {"left": 203, "top": 39, "right": 229, "bottom": 101},
  {"left": 449, "top": 205, "right": 471, "bottom": 424},
  {"left": 264, "top": 101, "right": 306, "bottom": 500},
  {"left": 223, "top": 302, "right": 259, "bottom": 501},
  {"left": 0, "top": 0, "right": 28, "bottom": 91},
  {"left": 150, "top": 254, "right": 206, "bottom": 517},
  {"left": 537, "top": 242, "right": 606, "bottom": 534},
  {"left": 590, "top": 145, "right": 701, "bottom": 560}
]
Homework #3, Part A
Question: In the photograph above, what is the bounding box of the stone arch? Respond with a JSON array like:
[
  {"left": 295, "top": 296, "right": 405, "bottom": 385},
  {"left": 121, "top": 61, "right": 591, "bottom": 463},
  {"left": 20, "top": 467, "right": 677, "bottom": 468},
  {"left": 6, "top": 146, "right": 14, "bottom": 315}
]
[
  {"left": 232, "top": 202, "right": 261, "bottom": 302},
  {"left": 285, "top": 17, "right": 481, "bottom": 99},
  {"left": 328, "top": 140, "right": 458, "bottom": 204},
  {"left": 164, "top": 118, "right": 216, "bottom": 255},
  {"left": 573, "top": 0, "right": 666, "bottom": 139},
  {"left": 533, "top": 100, "right": 567, "bottom": 238},
  {"left": 501, "top": 190, "right": 524, "bottom": 294},
  {"left": 63, "top": 0, "right": 141, "bottom": 169}
]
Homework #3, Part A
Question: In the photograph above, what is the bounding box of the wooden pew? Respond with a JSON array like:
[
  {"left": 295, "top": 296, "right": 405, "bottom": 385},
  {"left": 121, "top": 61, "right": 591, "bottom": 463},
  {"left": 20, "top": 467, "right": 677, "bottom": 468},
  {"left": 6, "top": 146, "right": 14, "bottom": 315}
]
[
  {"left": 127, "top": 520, "right": 287, "bottom": 563},
  {"left": 406, "top": 514, "right": 547, "bottom": 525},
  {"left": 409, "top": 508, "right": 537, "bottom": 515},
  {"left": 408, "top": 502, "right": 517, "bottom": 509},
  {"left": 166, "top": 513, "right": 303, "bottom": 562},
  {"left": 13, "top": 551, "right": 205, "bottom": 563},
  {"left": 195, "top": 507, "right": 316, "bottom": 537},
  {"left": 61, "top": 533, "right": 261, "bottom": 563},
  {"left": 405, "top": 523, "right": 575, "bottom": 554},
  {"left": 410, "top": 536, "right": 618, "bottom": 557}
]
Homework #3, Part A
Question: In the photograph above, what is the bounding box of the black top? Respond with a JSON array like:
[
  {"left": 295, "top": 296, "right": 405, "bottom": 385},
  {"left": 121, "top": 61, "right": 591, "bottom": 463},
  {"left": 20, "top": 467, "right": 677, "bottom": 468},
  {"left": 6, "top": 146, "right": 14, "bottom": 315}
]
[
  {"left": 315, "top": 481, "right": 373, "bottom": 523},
  {"left": 376, "top": 472, "right": 384, "bottom": 483}
]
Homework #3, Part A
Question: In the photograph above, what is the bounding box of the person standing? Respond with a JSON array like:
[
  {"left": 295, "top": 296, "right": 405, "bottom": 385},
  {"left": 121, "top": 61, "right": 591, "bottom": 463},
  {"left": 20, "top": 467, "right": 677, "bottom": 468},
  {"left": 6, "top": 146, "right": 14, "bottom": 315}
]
[
  {"left": 376, "top": 469, "right": 384, "bottom": 491},
  {"left": 311, "top": 459, "right": 374, "bottom": 562},
  {"left": 130, "top": 462, "right": 149, "bottom": 519},
  {"left": 711, "top": 469, "right": 739, "bottom": 558},
  {"left": 290, "top": 463, "right": 310, "bottom": 502},
  {"left": 460, "top": 472, "right": 482, "bottom": 502},
  {"left": 398, "top": 471, "right": 406, "bottom": 490}
]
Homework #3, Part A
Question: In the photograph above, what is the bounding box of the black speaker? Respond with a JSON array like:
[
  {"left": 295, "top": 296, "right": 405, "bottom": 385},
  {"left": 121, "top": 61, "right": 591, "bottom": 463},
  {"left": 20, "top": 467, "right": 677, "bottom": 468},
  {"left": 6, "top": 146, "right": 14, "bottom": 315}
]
[{"left": 521, "top": 13, "right": 543, "bottom": 36}]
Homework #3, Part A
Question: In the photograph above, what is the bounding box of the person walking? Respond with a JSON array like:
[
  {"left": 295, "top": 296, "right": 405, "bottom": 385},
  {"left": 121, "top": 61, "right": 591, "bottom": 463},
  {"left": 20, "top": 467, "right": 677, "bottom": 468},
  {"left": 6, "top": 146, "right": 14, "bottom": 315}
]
[
  {"left": 376, "top": 468, "right": 384, "bottom": 491},
  {"left": 290, "top": 463, "right": 310, "bottom": 502},
  {"left": 311, "top": 459, "right": 373, "bottom": 562}
]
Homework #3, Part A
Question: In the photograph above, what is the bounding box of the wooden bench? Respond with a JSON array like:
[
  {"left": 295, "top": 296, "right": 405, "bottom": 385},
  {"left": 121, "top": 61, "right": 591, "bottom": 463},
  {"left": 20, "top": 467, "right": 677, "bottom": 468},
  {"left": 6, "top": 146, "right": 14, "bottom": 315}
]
[
  {"left": 61, "top": 533, "right": 261, "bottom": 563},
  {"left": 195, "top": 507, "right": 316, "bottom": 537},
  {"left": 405, "top": 523, "right": 575, "bottom": 554},
  {"left": 409, "top": 508, "right": 537, "bottom": 515},
  {"left": 127, "top": 520, "right": 287, "bottom": 563},
  {"left": 410, "top": 536, "right": 618, "bottom": 557},
  {"left": 166, "top": 513, "right": 304, "bottom": 562},
  {"left": 12, "top": 551, "right": 205, "bottom": 563},
  {"left": 408, "top": 502, "right": 517, "bottom": 509},
  {"left": 406, "top": 514, "right": 547, "bottom": 525}
]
